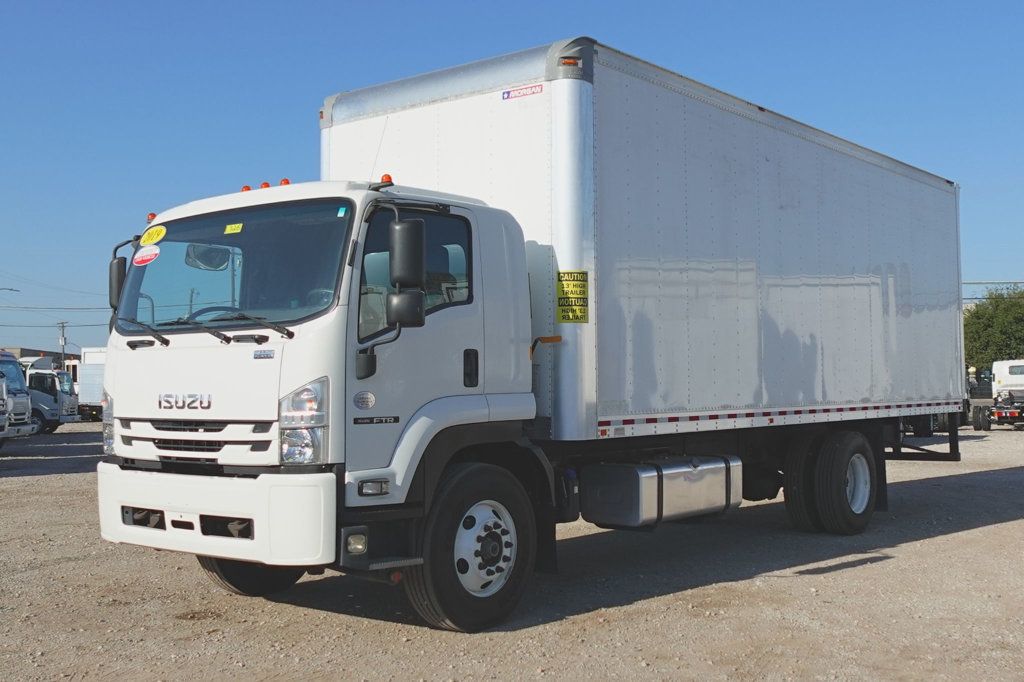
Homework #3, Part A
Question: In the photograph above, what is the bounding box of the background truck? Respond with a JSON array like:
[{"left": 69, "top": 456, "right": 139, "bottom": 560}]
[
  {"left": 76, "top": 347, "right": 107, "bottom": 421},
  {"left": 97, "top": 37, "right": 963, "bottom": 632},
  {"left": 972, "top": 359, "right": 1024, "bottom": 430},
  {"left": 20, "top": 356, "right": 80, "bottom": 433},
  {"left": 0, "top": 350, "right": 38, "bottom": 449}
]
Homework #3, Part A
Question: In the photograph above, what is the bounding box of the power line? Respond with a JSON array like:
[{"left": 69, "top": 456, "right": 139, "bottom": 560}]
[
  {"left": 0, "top": 322, "right": 108, "bottom": 328},
  {"left": 0, "top": 268, "right": 105, "bottom": 297},
  {"left": 0, "top": 304, "right": 110, "bottom": 311}
]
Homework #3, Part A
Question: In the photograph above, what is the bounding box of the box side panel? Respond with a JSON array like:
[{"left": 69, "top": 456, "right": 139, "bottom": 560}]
[
  {"left": 592, "top": 52, "right": 963, "bottom": 434},
  {"left": 324, "top": 87, "right": 557, "bottom": 420}
]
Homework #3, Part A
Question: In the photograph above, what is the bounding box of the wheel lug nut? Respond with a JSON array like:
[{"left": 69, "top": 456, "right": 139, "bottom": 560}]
[
  {"left": 504, "top": 541, "right": 513, "bottom": 548},
  {"left": 486, "top": 568, "right": 495, "bottom": 576},
  {"left": 493, "top": 522, "right": 502, "bottom": 529},
  {"left": 500, "top": 529, "right": 509, "bottom": 536},
  {"left": 476, "top": 535, "right": 484, "bottom": 542},
  {"left": 483, "top": 524, "right": 492, "bottom": 532},
  {"left": 495, "top": 565, "right": 505, "bottom": 573},
  {"left": 474, "top": 550, "right": 481, "bottom": 557},
  {"left": 502, "top": 555, "right": 511, "bottom": 562},
  {"left": 478, "top": 563, "right": 486, "bottom": 570}
]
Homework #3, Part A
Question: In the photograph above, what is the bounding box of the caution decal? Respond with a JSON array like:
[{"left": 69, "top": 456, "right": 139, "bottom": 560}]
[{"left": 556, "top": 270, "right": 589, "bottom": 323}]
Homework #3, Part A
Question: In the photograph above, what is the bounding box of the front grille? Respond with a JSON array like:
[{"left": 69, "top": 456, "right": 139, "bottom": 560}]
[
  {"left": 150, "top": 420, "right": 229, "bottom": 433},
  {"left": 153, "top": 439, "right": 226, "bottom": 453}
]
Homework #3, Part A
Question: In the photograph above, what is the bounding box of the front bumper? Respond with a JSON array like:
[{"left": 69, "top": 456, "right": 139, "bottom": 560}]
[
  {"left": 97, "top": 462, "right": 336, "bottom": 565},
  {"left": 60, "top": 414, "right": 82, "bottom": 424},
  {"left": 1, "top": 421, "right": 39, "bottom": 438}
]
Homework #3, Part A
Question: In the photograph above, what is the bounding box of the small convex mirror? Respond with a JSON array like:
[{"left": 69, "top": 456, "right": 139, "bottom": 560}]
[{"left": 185, "top": 244, "right": 231, "bottom": 271}]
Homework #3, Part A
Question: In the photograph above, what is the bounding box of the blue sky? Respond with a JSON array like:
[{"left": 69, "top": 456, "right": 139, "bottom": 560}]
[{"left": 1, "top": 1, "right": 1021, "bottom": 350}]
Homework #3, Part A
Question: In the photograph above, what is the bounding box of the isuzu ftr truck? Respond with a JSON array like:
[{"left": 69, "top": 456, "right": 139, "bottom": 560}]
[{"left": 98, "top": 38, "right": 964, "bottom": 631}]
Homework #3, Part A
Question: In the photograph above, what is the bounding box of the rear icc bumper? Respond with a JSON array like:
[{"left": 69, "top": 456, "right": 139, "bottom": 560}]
[{"left": 97, "top": 462, "right": 336, "bottom": 566}]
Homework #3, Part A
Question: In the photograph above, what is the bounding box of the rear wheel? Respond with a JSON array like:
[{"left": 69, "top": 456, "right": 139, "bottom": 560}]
[
  {"left": 972, "top": 406, "right": 982, "bottom": 431},
  {"left": 783, "top": 434, "right": 824, "bottom": 532},
  {"left": 196, "top": 556, "right": 304, "bottom": 596},
  {"left": 404, "top": 463, "right": 536, "bottom": 632},
  {"left": 814, "top": 431, "right": 876, "bottom": 535}
]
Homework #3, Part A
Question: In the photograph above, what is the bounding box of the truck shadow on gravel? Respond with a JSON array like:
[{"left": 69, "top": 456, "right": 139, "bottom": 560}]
[
  {"left": 273, "top": 465, "right": 1024, "bottom": 630},
  {"left": 0, "top": 430, "right": 102, "bottom": 478}
]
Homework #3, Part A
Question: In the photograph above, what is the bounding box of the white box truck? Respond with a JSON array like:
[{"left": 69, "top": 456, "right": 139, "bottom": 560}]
[
  {"left": 97, "top": 38, "right": 963, "bottom": 631},
  {"left": 76, "top": 347, "right": 107, "bottom": 420}
]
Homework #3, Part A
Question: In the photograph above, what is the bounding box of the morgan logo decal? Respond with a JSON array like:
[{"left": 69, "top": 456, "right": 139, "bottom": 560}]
[
  {"left": 502, "top": 84, "right": 543, "bottom": 100},
  {"left": 158, "top": 393, "right": 212, "bottom": 410}
]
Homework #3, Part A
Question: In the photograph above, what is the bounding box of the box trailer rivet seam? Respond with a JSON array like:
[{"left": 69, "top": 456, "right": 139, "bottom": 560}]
[{"left": 97, "top": 37, "right": 964, "bottom": 632}]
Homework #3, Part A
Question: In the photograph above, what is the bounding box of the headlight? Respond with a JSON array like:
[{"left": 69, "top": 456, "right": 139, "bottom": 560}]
[
  {"left": 279, "top": 378, "right": 328, "bottom": 464},
  {"left": 101, "top": 390, "right": 115, "bottom": 455}
]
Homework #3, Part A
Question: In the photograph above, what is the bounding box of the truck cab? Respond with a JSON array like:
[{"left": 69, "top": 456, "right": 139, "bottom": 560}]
[
  {"left": 0, "top": 350, "right": 39, "bottom": 445},
  {"left": 20, "top": 357, "right": 81, "bottom": 433}
]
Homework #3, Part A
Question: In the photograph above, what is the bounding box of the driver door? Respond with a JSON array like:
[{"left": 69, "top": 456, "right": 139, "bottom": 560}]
[{"left": 344, "top": 206, "right": 483, "bottom": 491}]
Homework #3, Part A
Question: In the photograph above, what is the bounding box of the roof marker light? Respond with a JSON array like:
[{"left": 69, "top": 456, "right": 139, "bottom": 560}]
[
  {"left": 146, "top": 212, "right": 156, "bottom": 223},
  {"left": 560, "top": 57, "right": 580, "bottom": 66},
  {"left": 380, "top": 174, "right": 393, "bottom": 184},
  {"left": 279, "top": 178, "right": 291, "bottom": 186},
  {"left": 259, "top": 181, "right": 271, "bottom": 189},
  {"left": 241, "top": 185, "right": 252, "bottom": 192}
]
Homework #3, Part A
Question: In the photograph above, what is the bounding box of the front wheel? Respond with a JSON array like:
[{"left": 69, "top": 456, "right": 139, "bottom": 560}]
[
  {"left": 404, "top": 463, "right": 536, "bottom": 632},
  {"left": 196, "top": 556, "right": 304, "bottom": 596}
]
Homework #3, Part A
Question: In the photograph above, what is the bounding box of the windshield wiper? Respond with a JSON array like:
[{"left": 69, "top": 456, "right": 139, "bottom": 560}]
[
  {"left": 160, "top": 318, "right": 233, "bottom": 344},
  {"left": 120, "top": 318, "right": 171, "bottom": 346},
  {"left": 210, "top": 312, "right": 295, "bottom": 339}
]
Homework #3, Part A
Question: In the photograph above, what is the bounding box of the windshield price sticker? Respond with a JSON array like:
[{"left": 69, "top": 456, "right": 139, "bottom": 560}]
[
  {"left": 139, "top": 225, "right": 166, "bottom": 246},
  {"left": 224, "top": 223, "right": 244, "bottom": 235},
  {"left": 556, "top": 270, "right": 589, "bottom": 323},
  {"left": 132, "top": 245, "right": 160, "bottom": 267}
]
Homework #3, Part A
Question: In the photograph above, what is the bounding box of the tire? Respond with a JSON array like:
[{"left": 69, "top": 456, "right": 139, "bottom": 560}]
[
  {"left": 783, "top": 433, "right": 824, "bottom": 532},
  {"left": 813, "top": 431, "right": 877, "bottom": 535},
  {"left": 403, "top": 463, "right": 536, "bottom": 632},
  {"left": 981, "top": 410, "right": 991, "bottom": 431},
  {"left": 972, "top": 406, "right": 982, "bottom": 431},
  {"left": 196, "top": 556, "right": 304, "bottom": 596},
  {"left": 30, "top": 410, "right": 46, "bottom": 434}
]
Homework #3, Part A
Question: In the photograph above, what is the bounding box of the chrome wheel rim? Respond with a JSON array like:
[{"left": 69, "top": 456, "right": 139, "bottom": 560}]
[
  {"left": 453, "top": 499, "right": 517, "bottom": 598},
  {"left": 846, "top": 452, "right": 871, "bottom": 514}
]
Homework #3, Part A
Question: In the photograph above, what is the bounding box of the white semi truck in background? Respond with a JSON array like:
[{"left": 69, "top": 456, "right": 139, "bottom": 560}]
[
  {"left": 20, "top": 356, "right": 80, "bottom": 433},
  {"left": 0, "top": 350, "right": 38, "bottom": 449},
  {"left": 97, "top": 38, "right": 963, "bottom": 631}
]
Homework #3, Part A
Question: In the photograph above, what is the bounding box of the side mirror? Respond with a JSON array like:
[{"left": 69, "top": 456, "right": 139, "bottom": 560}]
[
  {"left": 109, "top": 256, "right": 126, "bottom": 309},
  {"left": 389, "top": 219, "right": 426, "bottom": 288},
  {"left": 386, "top": 290, "right": 425, "bottom": 328}
]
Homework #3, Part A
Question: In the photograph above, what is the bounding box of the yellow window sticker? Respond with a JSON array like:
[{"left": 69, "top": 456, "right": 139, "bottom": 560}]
[
  {"left": 139, "top": 225, "right": 166, "bottom": 246},
  {"left": 224, "top": 223, "right": 243, "bottom": 235},
  {"left": 556, "top": 270, "right": 589, "bottom": 323}
]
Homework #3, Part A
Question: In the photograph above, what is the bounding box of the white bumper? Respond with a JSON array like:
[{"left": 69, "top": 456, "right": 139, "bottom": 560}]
[
  {"left": 97, "top": 462, "right": 336, "bottom": 566},
  {"left": 1, "top": 422, "right": 39, "bottom": 438}
]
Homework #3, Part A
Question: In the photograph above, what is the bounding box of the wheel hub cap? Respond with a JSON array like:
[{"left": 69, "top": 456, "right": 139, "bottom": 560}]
[
  {"left": 845, "top": 452, "right": 871, "bottom": 514},
  {"left": 453, "top": 500, "right": 517, "bottom": 598}
]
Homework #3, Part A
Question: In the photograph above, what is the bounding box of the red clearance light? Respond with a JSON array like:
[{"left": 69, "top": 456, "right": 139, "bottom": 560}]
[
  {"left": 380, "top": 173, "right": 393, "bottom": 184},
  {"left": 241, "top": 185, "right": 252, "bottom": 192},
  {"left": 279, "top": 178, "right": 290, "bottom": 186},
  {"left": 560, "top": 57, "right": 580, "bottom": 66},
  {"left": 259, "top": 181, "right": 271, "bottom": 189},
  {"left": 146, "top": 212, "right": 156, "bottom": 223}
]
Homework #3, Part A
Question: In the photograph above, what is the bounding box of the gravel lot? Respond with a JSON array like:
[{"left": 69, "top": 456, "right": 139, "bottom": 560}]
[{"left": 2, "top": 422, "right": 1022, "bottom": 680}]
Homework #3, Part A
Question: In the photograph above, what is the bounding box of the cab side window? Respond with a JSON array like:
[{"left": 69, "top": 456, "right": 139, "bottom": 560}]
[{"left": 358, "top": 209, "right": 472, "bottom": 340}]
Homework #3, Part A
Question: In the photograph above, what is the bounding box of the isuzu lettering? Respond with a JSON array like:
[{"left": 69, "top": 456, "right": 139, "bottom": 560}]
[{"left": 97, "top": 38, "right": 964, "bottom": 631}]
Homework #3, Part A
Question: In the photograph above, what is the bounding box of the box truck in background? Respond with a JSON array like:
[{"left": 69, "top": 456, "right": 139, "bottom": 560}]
[
  {"left": 76, "top": 347, "right": 107, "bottom": 421},
  {"left": 97, "top": 38, "right": 963, "bottom": 631}
]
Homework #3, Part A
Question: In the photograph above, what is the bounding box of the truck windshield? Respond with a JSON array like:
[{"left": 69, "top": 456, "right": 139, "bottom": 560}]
[
  {"left": 0, "top": 361, "right": 27, "bottom": 393},
  {"left": 115, "top": 199, "right": 354, "bottom": 333},
  {"left": 57, "top": 371, "right": 75, "bottom": 395}
]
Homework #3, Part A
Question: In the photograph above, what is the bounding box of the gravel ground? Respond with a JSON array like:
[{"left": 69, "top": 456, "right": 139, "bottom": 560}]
[{"left": 1, "top": 422, "right": 1022, "bottom": 680}]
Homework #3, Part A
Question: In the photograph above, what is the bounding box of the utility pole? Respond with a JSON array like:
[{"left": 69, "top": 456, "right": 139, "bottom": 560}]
[{"left": 58, "top": 321, "right": 68, "bottom": 365}]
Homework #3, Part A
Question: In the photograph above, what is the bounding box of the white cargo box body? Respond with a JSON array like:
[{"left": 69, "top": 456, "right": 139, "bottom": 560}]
[{"left": 321, "top": 37, "right": 964, "bottom": 441}]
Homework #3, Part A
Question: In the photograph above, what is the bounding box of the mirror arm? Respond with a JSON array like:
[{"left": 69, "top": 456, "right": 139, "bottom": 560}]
[
  {"left": 360, "top": 323, "right": 403, "bottom": 358},
  {"left": 112, "top": 235, "right": 140, "bottom": 259}
]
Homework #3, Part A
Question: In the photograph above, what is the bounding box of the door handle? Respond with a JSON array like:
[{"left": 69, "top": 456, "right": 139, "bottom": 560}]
[{"left": 463, "top": 349, "right": 479, "bottom": 388}]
